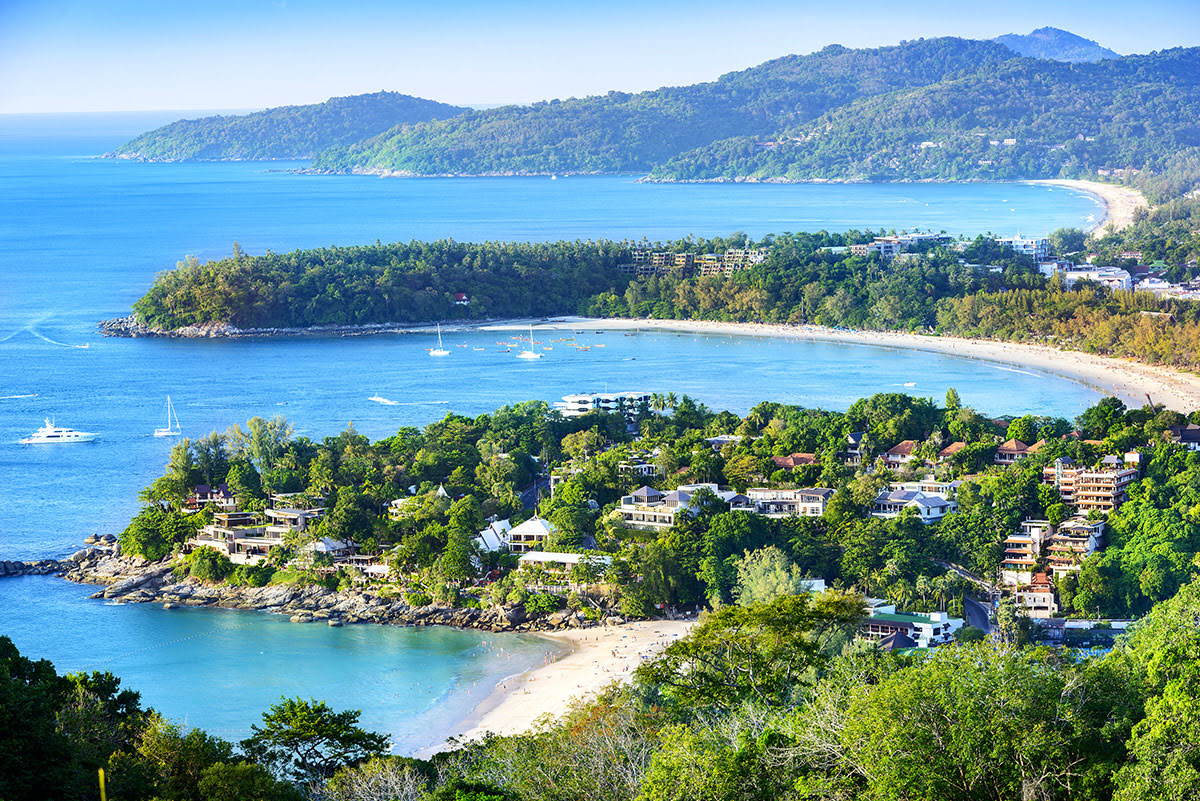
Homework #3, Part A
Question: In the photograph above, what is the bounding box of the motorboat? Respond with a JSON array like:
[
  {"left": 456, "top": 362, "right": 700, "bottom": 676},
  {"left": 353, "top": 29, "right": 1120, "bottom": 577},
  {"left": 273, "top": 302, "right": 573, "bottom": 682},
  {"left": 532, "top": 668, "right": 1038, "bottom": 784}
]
[{"left": 21, "top": 418, "right": 98, "bottom": 444}]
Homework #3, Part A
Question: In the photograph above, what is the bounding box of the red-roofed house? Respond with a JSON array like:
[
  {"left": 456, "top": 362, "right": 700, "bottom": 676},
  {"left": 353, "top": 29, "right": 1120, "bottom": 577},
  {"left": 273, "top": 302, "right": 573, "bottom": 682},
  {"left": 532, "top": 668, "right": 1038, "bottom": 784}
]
[
  {"left": 771, "top": 452, "right": 818, "bottom": 469},
  {"left": 884, "top": 440, "right": 918, "bottom": 469}
]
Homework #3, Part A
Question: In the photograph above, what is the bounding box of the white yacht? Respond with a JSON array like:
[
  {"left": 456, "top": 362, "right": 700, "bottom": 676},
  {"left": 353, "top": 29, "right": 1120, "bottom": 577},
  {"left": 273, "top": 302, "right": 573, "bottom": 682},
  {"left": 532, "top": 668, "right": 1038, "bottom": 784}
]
[
  {"left": 153, "top": 395, "right": 181, "bottom": 437},
  {"left": 21, "top": 418, "right": 98, "bottom": 444},
  {"left": 429, "top": 323, "right": 450, "bottom": 357},
  {"left": 517, "top": 324, "right": 543, "bottom": 359}
]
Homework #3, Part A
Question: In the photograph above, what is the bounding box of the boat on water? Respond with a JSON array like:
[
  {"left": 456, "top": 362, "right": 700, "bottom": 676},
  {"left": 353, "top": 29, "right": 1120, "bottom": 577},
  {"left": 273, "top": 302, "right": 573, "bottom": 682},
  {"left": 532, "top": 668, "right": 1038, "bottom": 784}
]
[
  {"left": 428, "top": 323, "right": 450, "bottom": 357},
  {"left": 21, "top": 418, "right": 98, "bottom": 444},
  {"left": 517, "top": 324, "right": 543, "bottom": 359},
  {"left": 153, "top": 395, "right": 181, "bottom": 437}
]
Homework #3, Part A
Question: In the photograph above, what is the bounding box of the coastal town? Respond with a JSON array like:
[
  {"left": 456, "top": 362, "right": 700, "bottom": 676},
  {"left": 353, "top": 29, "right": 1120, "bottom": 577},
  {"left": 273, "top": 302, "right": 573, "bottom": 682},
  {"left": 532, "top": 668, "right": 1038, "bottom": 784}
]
[{"left": 38, "top": 388, "right": 1158, "bottom": 660}]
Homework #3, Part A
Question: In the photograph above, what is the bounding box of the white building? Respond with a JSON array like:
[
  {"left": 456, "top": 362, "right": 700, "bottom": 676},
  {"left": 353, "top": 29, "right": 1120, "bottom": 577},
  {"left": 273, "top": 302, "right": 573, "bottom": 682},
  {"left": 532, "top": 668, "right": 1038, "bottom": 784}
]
[
  {"left": 740, "top": 487, "right": 833, "bottom": 517},
  {"left": 475, "top": 519, "right": 513, "bottom": 552},
  {"left": 997, "top": 235, "right": 1050, "bottom": 262},
  {"left": 863, "top": 605, "right": 964, "bottom": 648},
  {"left": 507, "top": 517, "right": 556, "bottom": 553},
  {"left": 617, "top": 483, "right": 736, "bottom": 531},
  {"left": 870, "top": 489, "right": 956, "bottom": 523}
]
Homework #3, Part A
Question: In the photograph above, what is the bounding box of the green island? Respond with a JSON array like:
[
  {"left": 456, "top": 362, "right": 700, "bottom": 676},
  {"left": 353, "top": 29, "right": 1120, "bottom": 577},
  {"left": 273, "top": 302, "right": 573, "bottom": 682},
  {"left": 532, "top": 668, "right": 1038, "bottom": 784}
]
[{"left": 13, "top": 388, "right": 1200, "bottom": 800}]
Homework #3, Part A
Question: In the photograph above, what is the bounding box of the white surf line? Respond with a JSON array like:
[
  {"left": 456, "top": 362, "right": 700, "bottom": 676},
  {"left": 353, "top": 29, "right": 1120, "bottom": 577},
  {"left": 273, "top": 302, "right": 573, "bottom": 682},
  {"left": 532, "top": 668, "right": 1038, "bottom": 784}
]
[
  {"left": 982, "top": 362, "right": 1042, "bottom": 378},
  {"left": 368, "top": 396, "right": 400, "bottom": 405},
  {"left": 0, "top": 393, "right": 38, "bottom": 399}
]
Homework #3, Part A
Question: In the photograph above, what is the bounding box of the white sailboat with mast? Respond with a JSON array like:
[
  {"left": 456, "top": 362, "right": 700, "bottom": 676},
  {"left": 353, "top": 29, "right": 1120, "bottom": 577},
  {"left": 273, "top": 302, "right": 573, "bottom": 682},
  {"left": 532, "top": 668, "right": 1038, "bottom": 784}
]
[
  {"left": 429, "top": 323, "right": 450, "bottom": 357},
  {"left": 154, "top": 396, "right": 181, "bottom": 437},
  {"left": 517, "top": 324, "right": 543, "bottom": 359}
]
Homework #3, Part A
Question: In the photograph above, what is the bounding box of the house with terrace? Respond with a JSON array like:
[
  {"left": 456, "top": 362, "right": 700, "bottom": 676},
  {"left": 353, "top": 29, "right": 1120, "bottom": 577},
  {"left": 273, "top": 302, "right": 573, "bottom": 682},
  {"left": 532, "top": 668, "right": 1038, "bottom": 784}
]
[
  {"left": 1045, "top": 519, "right": 1105, "bottom": 578},
  {"left": 506, "top": 516, "right": 556, "bottom": 553},
  {"left": 994, "top": 438, "right": 1045, "bottom": 465},
  {"left": 618, "top": 483, "right": 736, "bottom": 531},
  {"left": 741, "top": 487, "right": 834, "bottom": 517},
  {"left": 883, "top": 440, "right": 918, "bottom": 469},
  {"left": 1000, "top": 519, "right": 1052, "bottom": 586},
  {"left": 185, "top": 483, "right": 237, "bottom": 512},
  {"left": 771, "top": 452, "right": 818, "bottom": 469},
  {"left": 1015, "top": 572, "right": 1059, "bottom": 618},
  {"left": 871, "top": 488, "right": 956, "bottom": 523}
]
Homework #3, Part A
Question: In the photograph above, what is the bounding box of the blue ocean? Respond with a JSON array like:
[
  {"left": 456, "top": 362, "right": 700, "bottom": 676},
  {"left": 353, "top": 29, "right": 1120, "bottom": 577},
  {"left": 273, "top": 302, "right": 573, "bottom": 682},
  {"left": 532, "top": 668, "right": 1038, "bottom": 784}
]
[{"left": 0, "top": 112, "right": 1106, "bottom": 751}]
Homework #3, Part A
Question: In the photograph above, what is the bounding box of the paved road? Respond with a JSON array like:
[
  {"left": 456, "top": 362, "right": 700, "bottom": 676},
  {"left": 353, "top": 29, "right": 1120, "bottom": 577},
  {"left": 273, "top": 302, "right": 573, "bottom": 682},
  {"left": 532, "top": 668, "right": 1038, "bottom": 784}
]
[
  {"left": 519, "top": 476, "right": 551, "bottom": 509},
  {"left": 964, "top": 596, "right": 993, "bottom": 634}
]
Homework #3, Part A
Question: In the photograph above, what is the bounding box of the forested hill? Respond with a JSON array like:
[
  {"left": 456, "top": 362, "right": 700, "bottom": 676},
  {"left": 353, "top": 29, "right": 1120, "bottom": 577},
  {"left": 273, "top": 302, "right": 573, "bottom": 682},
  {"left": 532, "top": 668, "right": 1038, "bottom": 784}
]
[
  {"left": 994, "top": 26, "right": 1122, "bottom": 62},
  {"left": 110, "top": 91, "right": 468, "bottom": 161},
  {"left": 651, "top": 47, "right": 1200, "bottom": 182},
  {"left": 308, "top": 38, "right": 1016, "bottom": 175}
]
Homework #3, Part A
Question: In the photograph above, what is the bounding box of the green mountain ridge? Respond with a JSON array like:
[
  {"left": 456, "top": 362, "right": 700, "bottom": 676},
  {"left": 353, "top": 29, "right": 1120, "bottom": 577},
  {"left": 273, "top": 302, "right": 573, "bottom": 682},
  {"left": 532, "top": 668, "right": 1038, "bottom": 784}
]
[
  {"left": 111, "top": 91, "right": 468, "bottom": 161},
  {"left": 309, "top": 37, "right": 1016, "bottom": 175},
  {"left": 995, "top": 26, "right": 1122, "bottom": 63},
  {"left": 651, "top": 47, "right": 1200, "bottom": 182}
]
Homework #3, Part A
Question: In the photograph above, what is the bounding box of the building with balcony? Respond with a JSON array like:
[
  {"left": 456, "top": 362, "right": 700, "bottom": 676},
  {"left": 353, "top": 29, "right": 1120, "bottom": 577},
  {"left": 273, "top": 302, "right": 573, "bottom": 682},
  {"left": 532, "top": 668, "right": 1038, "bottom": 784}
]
[
  {"left": 870, "top": 489, "right": 956, "bottom": 523},
  {"left": 1000, "top": 519, "right": 1051, "bottom": 586},
  {"left": 742, "top": 487, "right": 834, "bottom": 517}
]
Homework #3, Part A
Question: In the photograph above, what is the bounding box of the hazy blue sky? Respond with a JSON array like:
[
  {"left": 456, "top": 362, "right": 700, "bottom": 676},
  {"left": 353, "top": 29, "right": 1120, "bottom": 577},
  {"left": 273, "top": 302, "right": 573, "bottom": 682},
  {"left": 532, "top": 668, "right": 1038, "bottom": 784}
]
[{"left": 1, "top": 0, "right": 1197, "bottom": 113}]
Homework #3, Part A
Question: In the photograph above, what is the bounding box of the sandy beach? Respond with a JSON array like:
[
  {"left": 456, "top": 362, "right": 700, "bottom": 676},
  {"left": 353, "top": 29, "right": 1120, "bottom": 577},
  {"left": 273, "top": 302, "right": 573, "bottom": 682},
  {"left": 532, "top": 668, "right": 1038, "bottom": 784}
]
[
  {"left": 486, "top": 317, "right": 1200, "bottom": 413},
  {"left": 428, "top": 619, "right": 695, "bottom": 754},
  {"left": 1026, "top": 178, "right": 1149, "bottom": 232}
]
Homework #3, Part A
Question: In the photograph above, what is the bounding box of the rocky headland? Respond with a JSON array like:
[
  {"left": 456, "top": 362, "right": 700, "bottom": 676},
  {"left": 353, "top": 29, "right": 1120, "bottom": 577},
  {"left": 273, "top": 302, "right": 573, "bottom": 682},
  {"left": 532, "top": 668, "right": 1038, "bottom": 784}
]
[{"left": 2, "top": 547, "right": 623, "bottom": 634}]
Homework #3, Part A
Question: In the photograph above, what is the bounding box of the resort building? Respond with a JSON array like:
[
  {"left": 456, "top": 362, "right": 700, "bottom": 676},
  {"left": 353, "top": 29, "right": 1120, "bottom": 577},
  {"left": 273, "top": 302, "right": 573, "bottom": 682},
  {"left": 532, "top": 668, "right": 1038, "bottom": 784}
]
[
  {"left": 891, "top": 478, "right": 963, "bottom": 498},
  {"left": 771, "top": 452, "right": 818, "bottom": 469},
  {"left": 862, "top": 605, "right": 963, "bottom": 648},
  {"left": 618, "top": 458, "right": 660, "bottom": 479},
  {"left": 935, "top": 442, "right": 968, "bottom": 463},
  {"left": 704, "top": 434, "right": 743, "bottom": 451},
  {"left": 844, "top": 432, "right": 867, "bottom": 466},
  {"left": 996, "top": 235, "right": 1051, "bottom": 262},
  {"left": 263, "top": 507, "right": 325, "bottom": 539},
  {"left": 741, "top": 487, "right": 834, "bottom": 517},
  {"left": 883, "top": 440, "right": 918, "bottom": 469},
  {"left": 554, "top": 392, "right": 651, "bottom": 418},
  {"left": 1045, "top": 519, "right": 1105, "bottom": 578},
  {"left": 1044, "top": 459, "right": 1137, "bottom": 512},
  {"left": 994, "top": 438, "right": 1044, "bottom": 465},
  {"left": 1165, "top": 423, "right": 1200, "bottom": 451},
  {"left": 517, "top": 551, "right": 613, "bottom": 591},
  {"left": 185, "top": 483, "right": 237, "bottom": 512},
  {"left": 617, "top": 483, "right": 736, "bottom": 531},
  {"left": 870, "top": 489, "right": 956, "bottom": 523},
  {"left": 1015, "top": 572, "right": 1060, "bottom": 618},
  {"left": 476, "top": 519, "right": 513, "bottom": 552},
  {"left": 506, "top": 517, "right": 556, "bottom": 553},
  {"left": 1000, "top": 519, "right": 1052, "bottom": 586}
]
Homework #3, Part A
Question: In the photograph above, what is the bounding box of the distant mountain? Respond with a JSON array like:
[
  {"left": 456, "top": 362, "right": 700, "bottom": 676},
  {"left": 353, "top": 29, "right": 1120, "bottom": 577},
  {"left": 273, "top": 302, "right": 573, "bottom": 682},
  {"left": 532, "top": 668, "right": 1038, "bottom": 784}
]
[
  {"left": 651, "top": 48, "right": 1200, "bottom": 182},
  {"left": 310, "top": 38, "right": 1016, "bottom": 175},
  {"left": 994, "top": 27, "right": 1121, "bottom": 63},
  {"left": 111, "top": 91, "right": 468, "bottom": 161}
]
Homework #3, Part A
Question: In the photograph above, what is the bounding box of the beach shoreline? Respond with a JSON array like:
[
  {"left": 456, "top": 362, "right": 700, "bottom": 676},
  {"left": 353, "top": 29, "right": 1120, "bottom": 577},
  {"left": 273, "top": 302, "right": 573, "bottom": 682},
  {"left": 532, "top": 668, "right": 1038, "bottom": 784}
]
[
  {"left": 424, "top": 619, "right": 695, "bottom": 756},
  {"left": 486, "top": 317, "right": 1200, "bottom": 413},
  {"left": 1024, "top": 178, "right": 1148, "bottom": 232}
]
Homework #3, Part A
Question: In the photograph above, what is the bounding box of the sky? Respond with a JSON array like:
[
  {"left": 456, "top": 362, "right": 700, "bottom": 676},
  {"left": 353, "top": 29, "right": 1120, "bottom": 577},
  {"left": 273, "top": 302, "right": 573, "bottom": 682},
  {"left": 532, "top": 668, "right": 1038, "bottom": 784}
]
[{"left": 1, "top": 0, "right": 1198, "bottom": 114}]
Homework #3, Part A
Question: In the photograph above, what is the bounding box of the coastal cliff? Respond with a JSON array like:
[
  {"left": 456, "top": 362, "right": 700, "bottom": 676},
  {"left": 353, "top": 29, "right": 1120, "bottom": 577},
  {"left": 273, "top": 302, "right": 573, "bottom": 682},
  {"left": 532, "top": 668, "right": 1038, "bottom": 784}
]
[{"left": 5, "top": 549, "right": 620, "bottom": 634}]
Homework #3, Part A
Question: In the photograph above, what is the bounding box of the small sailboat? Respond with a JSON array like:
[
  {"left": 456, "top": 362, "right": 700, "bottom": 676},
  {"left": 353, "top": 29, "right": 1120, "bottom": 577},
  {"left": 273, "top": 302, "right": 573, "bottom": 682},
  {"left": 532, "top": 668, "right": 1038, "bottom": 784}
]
[
  {"left": 154, "top": 396, "right": 181, "bottom": 437},
  {"left": 517, "top": 324, "right": 543, "bottom": 359},
  {"left": 429, "top": 323, "right": 450, "bottom": 357}
]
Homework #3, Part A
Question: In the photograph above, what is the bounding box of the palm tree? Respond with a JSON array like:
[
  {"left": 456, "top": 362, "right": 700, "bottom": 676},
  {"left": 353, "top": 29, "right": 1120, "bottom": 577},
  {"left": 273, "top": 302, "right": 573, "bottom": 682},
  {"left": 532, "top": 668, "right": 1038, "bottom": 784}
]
[
  {"left": 666, "top": 392, "right": 679, "bottom": 411},
  {"left": 650, "top": 393, "right": 665, "bottom": 413}
]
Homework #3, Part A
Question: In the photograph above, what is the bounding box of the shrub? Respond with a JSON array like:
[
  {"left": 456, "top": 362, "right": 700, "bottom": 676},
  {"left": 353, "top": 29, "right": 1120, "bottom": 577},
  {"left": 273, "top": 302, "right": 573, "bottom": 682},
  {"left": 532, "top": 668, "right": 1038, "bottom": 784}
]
[
  {"left": 404, "top": 591, "right": 433, "bottom": 607},
  {"left": 526, "top": 593, "right": 562, "bottom": 615},
  {"left": 230, "top": 563, "right": 276, "bottom": 587},
  {"left": 187, "top": 547, "right": 234, "bottom": 583}
]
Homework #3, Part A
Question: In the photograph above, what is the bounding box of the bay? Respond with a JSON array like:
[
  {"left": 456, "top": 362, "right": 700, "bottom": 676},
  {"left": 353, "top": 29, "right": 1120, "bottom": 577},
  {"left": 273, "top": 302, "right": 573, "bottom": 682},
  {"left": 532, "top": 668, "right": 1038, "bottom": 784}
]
[{"left": 0, "top": 112, "right": 1106, "bottom": 750}]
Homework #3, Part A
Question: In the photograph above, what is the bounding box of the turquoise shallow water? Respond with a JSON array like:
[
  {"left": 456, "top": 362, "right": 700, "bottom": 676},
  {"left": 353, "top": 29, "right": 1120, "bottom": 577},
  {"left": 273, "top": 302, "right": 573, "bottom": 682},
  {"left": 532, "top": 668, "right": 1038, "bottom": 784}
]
[{"left": 0, "top": 112, "right": 1104, "bottom": 749}]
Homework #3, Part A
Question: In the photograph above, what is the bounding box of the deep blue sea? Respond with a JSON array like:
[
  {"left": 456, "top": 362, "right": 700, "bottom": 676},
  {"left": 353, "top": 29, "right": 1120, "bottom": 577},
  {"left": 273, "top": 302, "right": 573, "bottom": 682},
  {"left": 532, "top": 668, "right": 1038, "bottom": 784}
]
[{"left": 0, "top": 112, "right": 1105, "bottom": 750}]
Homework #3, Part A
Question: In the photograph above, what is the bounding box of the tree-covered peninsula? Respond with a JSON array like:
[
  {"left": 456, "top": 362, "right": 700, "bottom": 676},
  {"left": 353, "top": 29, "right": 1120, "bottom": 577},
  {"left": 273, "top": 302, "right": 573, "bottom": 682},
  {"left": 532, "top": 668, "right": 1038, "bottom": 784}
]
[
  {"left": 13, "top": 389, "right": 1200, "bottom": 799},
  {"left": 122, "top": 226, "right": 1200, "bottom": 369},
  {"left": 111, "top": 91, "right": 468, "bottom": 162}
]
